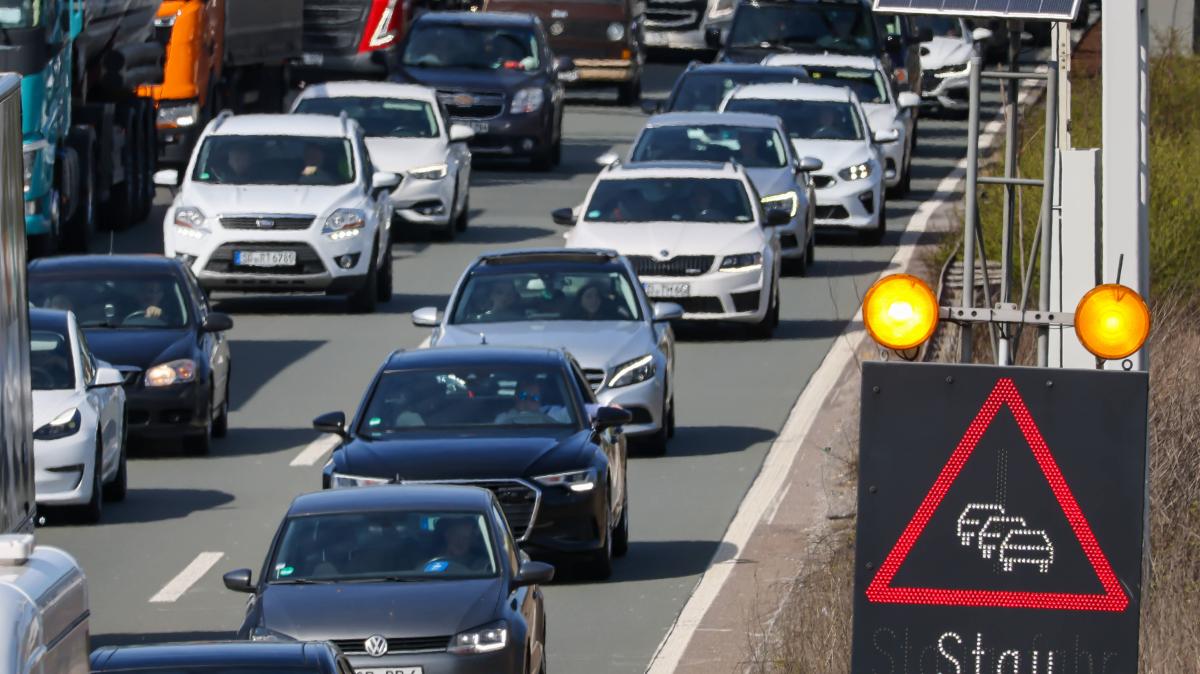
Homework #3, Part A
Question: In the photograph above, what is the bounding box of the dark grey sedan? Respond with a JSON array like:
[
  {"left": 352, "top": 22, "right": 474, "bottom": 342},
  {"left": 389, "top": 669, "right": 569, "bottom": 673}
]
[{"left": 223, "top": 485, "right": 554, "bottom": 674}]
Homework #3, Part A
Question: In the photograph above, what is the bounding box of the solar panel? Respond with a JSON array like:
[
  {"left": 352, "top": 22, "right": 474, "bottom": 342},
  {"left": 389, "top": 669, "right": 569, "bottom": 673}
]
[{"left": 872, "top": 0, "right": 1081, "bottom": 20}]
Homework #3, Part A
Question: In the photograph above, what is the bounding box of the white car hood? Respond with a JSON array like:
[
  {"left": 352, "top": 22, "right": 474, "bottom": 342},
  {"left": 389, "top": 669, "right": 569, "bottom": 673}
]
[
  {"left": 435, "top": 321, "right": 653, "bottom": 371},
  {"left": 788, "top": 139, "right": 873, "bottom": 173},
  {"left": 745, "top": 167, "right": 799, "bottom": 199},
  {"left": 181, "top": 182, "right": 361, "bottom": 217},
  {"left": 364, "top": 137, "right": 449, "bottom": 174},
  {"left": 863, "top": 104, "right": 901, "bottom": 134},
  {"left": 921, "top": 36, "right": 973, "bottom": 71},
  {"left": 569, "top": 221, "right": 766, "bottom": 259},
  {"left": 32, "top": 389, "right": 81, "bottom": 431}
]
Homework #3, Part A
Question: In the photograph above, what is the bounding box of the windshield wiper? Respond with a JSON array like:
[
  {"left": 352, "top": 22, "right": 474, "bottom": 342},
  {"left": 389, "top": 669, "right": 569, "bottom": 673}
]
[
  {"left": 269, "top": 578, "right": 335, "bottom": 585},
  {"left": 338, "top": 576, "right": 422, "bottom": 584}
]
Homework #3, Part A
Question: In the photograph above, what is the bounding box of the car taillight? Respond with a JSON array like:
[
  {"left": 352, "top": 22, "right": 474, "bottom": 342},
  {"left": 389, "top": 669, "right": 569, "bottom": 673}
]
[{"left": 359, "top": 0, "right": 404, "bottom": 53}]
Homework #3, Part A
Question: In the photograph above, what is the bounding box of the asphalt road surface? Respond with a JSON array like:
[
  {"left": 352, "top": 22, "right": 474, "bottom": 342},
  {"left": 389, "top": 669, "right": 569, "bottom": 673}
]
[{"left": 39, "top": 61, "right": 996, "bottom": 672}]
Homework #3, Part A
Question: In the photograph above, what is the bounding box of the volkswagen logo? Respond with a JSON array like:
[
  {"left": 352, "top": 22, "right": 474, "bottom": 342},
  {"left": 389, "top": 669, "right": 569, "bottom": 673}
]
[
  {"left": 659, "top": 249, "right": 670, "bottom": 259},
  {"left": 255, "top": 218, "right": 275, "bottom": 229},
  {"left": 363, "top": 635, "right": 388, "bottom": 658},
  {"left": 549, "top": 21, "right": 564, "bottom": 36}
]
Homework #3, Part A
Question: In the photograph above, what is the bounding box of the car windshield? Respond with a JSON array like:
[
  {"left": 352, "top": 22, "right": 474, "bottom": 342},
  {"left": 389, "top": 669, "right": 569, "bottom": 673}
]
[
  {"left": 402, "top": 24, "right": 540, "bottom": 71},
  {"left": 270, "top": 511, "right": 499, "bottom": 583},
  {"left": 29, "top": 275, "right": 191, "bottom": 329},
  {"left": 293, "top": 96, "right": 440, "bottom": 138},
  {"left": 191, "top": 136, "right": 356, "bottom": 186},
  {"left": 914, "top": 15, "right": 963, "bottom": 39},
  {"left": 724, "top": 98, "right": 863, "bottom": 141},
  {"left": 632, "top": 125, "right": 788, "bottom": 168},
  {"left": 584, "top": 178, "right": 754, "bottom": 223},
  {"left": 0, "top": 0, "right": 35, "bottom": 28},
  {"left": 30, "top": 330, "right": 74, "bottom": 391},
  {"left": 727, "top": 5, "right": 876, "bottom": 54},
  {"left": 805, "top": 67, "right": 888, "bottom": 104},
  {"left": 669, "top": 71, "right": 804, "bottom": 112},
  {"left": 360, "top": 366, "right": 578, "bottom": 434},
  {"left": 452, "top": 268, "right": 643, "bottom": 324}
]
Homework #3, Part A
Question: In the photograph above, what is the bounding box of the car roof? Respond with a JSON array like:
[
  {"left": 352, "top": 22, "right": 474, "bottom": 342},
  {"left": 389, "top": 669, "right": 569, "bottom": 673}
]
[
  {"left": 383, "top": 345, "right": 567, "bottom": 370},
  {"left": 288, "top": 485, "right": 496, "bottom": 517},
  {"left": 475, "top": 248, "right": 623, "bottom": 267},
  {"left": 683, "top": 62, "right": 808, "bottom": 75},
  {"left": 740, "top": 0, "right": 868, "bottom": 6},
  {"left": 730, "top": 82, "right": 855, "bottom": 103},
  {"left": 28, "top": 254, "right": 182, "bottom": 276},
  {"left": 29, "top": 308, "right": 70, "bottom": 334},
  {"left": 90, "top": 642, "right": 333, "bottom": 670},
  {"left": 295, "top": 80, "right": 438, "bottom": 104},
  {"left": 646, "top": 111, "right": 784, "bottom": 130},
  {"left": 208, "top": 113, "right": 353, "bottom": 138},
  {"left": 603, "top": 161, "right": 745, "bottom": 179},
  {"left": 417, "top": 11, "right": 538, "bottom": 27},
  {"left": 762, "top": 53, "right": 882, "bottom": 71}
]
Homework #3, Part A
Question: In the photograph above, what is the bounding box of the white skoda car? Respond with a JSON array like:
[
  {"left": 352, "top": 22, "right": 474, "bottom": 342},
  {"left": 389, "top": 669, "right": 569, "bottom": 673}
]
[
  {"left": 158, "top": 113, "right": 400, "bottom": 313},
  {"left": 291, "top": 81, "right": 475, "bottom": 240},
  {"left": 556, "top": 161, "right": 785, "bottom": 338}
]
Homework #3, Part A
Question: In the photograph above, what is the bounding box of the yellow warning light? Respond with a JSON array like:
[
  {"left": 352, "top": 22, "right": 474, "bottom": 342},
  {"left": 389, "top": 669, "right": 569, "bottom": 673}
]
[
  {"left": 1074, "top": 284, "right": 1150, "bottom": 360},
  {"left": 863, "top": 274, "right": 939, "bottom": 351}
]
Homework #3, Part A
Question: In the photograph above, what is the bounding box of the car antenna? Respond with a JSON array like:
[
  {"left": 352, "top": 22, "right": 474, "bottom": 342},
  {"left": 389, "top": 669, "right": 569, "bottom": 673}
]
[
  {"left": 479, "top": 332, "right": 487, "bottom": 345},
  {"left": 108, "top": 230, "right": 115, "bottom": 255}
]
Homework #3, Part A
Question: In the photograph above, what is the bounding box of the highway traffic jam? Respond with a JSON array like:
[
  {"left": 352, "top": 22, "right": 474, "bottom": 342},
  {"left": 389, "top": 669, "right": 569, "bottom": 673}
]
[{"left": 8, "top": 0, "right": 1018, "bottom": 672}]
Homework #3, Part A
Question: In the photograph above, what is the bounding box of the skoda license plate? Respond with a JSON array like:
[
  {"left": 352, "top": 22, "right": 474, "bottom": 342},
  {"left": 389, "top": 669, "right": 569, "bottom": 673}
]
[
  {"left": 234, "top": 251, "right": 297, "bottom": 268},
  {"left": 355, "top": 668, "right": 422, "bottom": 674},
  {"left": 644, "top": 282, "right": 690, "bottom": 299}
]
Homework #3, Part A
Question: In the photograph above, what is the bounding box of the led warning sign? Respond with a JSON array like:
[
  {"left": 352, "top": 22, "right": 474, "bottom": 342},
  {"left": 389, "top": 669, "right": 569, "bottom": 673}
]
[{"left": 850, "top": 363, "right": 1148, "bottom": 674}]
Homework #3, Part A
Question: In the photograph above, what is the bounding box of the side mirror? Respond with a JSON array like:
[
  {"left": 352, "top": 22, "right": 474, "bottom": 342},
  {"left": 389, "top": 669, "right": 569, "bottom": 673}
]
[
  {"left": 554, "top": 56, "right": 578, "bottom": 83},
  {"left": 223, "top": 568, "right": 255, "bottom": 593},
  {"left": 593, "top": 405, "right": 634, "bottom": 430},
  {"left": 972, "top": 27, "right": 994, "bottom": 42},
  {"left": 873, "top": 128, "right": 901, "bottom": 144},
  {"left": 551, "top": 207, "right": 576, "bottom": 226},
  {"left": 885, "top": 33, "right": 902, "bottom": 49},
  {"left": 897, "top": 92, "right": 922, "bottom": 109},
  {"left": 915, "top": 27, "right": 934, "bottom": 43},
  {"left": 765, "top": 207, "right": 791, "bottom": 226},
  {"left": 595, "top": 151, "right": 619, "bottom": 167},
  {"left": 412, "top": 306, "right": 442, "bottom": 327},
  {"left": 796, "top": 156, "right": 823, "bottom": 173},
  {"left": 704, "top": 26, "right": 722, "bottom": 49},
  {"left": 201, "top": 312, "right": 234, "bottom": 333},
  {"left": 313, "top": 411, "right": 348, "bottom": 438},
  {"left": 512, "top": 560, "right": 555, "bottom": 588},
  {"left": 153, "top": 169, "right": 180, "bottom": 188},
  {"left": 640, "top": 99, "right": 661, "bottom": 115},
  {"left": 449, "top": 124, "right": 475, "bottom": 143},
  {"left": 91, "top": 367, "right": 124, "bottom": 388},
  {"left": 372, "top": 171, "right": 402, "bottom": 190},
  {"left": 652, "top": 302, "right": 684, "bottom": 322}
]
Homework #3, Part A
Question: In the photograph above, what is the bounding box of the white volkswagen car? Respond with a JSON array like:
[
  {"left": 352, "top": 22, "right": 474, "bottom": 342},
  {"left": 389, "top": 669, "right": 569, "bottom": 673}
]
[
  {"left": 157, "top": 113, "right": 400, "bottom": 313},
  {"left": 761, "top": 54, "right": 921, "bottom": 195},
  {"left": 291, "top": 81, "right": 475, "bottom": 240},
  {"left": 31, "top": 308, "right": 127, "bottom": 523},
  {"left": 722, "top": 83, "right": 890, "bottom": 244},
  {"left": 556, "top": 161, "right": 785, "bottom": 338},
  {"left": 913, "top": 15, "right": 991, "bottom": 112}
]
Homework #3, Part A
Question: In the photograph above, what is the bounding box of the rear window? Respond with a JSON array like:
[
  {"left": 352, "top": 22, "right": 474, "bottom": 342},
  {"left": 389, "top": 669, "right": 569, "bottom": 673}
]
[
  {"left": 669, "top": 71, "right": 805, "bottom": 112},
  {"left": 294, "top": 96, "right": 440, "bottom": 138},
  {"left": 724, "top": 98, "right": 864, "bottom": 141},
  {"left": 632, "top": 125, "right": 788, "bottom": 168}
]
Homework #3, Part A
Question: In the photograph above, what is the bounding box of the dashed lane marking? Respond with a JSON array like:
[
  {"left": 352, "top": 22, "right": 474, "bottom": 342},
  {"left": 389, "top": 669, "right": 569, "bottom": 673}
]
[
  {"left": 290, "top": 434, "right": 341, "bottom": 467},
  {"left": 149, "top": 552, "right": 224, "bottom": 603}
]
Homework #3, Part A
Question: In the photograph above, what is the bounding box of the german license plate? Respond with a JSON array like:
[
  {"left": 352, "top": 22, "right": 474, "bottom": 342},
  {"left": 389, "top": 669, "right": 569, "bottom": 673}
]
[
  {"left": 355, "top": 668, "right": 422, "bottom": 674},
  {"left": 643, "top": 282, "right": 690, "bottom": 299},
  {"left": 233, "top": 251, "right": 297, "bottom": 267},
  {"left": 301, "top": 52, "right": 324, "bottom": 66},
  {"left": 453, "top": 119, "right": 489, "bottom": 134}
]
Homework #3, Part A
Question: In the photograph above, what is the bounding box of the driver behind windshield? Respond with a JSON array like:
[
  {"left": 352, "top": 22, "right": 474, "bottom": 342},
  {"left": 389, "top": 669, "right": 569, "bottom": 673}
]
[
  {"left": 494, "top": 377, "right": 570, "bottom": 425},
  {"left": 425, "top": 516, "right": 491, "bottom": 573}
]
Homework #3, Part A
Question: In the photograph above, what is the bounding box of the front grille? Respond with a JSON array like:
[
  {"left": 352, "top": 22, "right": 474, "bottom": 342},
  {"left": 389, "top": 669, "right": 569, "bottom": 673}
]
[
  {"left": 438, "top": 91, "right": 506, "bottom": 120},
  {"left": 583, "top": 369, "right": 606, "bottom": 392},
  {"left": 815, "top": 205, "right": 850, "bottom": 220},
  {"left": 204, "top": 242, "right": 326, "bottom": 275},
  {"left": 812, "top": 175, "right": 836, "bottom": 189},
  {"left": 678, "top": 296, "right": 724, "bottom": 314},
  {"left": 220, "top": 215, "right": 314, "bottom": 231},
  {"left": 302, "top": 0, "right": 370, "bottom": 54},
  {"left": 645, "top": 0, "right": 706, "bottom": 31},
  {"left": 732, "top": 290, "right": 760, "bottom": 313},
  {"left": 627, "top": 255, "right": 714, "bottom": 277},
  {"left": 332, "top": 636, "right": 450, "bottom": 655}
]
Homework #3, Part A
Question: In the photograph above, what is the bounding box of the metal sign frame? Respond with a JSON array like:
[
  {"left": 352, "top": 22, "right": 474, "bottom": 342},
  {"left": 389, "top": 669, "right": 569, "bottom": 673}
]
[{"left": 871, "top": 0, "right": 1083, "bottom": 21}]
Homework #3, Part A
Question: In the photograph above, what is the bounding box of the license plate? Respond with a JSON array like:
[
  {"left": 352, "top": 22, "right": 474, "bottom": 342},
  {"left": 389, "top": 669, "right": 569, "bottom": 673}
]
[
  {"left": 355, "top": 668, "right": 422, "bottom": 674},
  {"left": 301, "top": 52, "right": 324, "bottom": 66},
  {"left": 233, "top": 251, "right": 297, "bottom": 267},
  {"left": 453, "top": 119, "right": 489, "bottom": 134},
  {"left": 644, "top": 282, "right": 690, "bottom": 299}
]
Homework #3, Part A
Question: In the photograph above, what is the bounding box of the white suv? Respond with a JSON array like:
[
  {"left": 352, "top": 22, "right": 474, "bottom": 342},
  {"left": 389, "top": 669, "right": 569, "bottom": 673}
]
[
  {"left": 555, "top": 161, "right": 785, "bottom": 338},
  {"left": 157, "top": 113, "right": 400, "bottom": 313}
]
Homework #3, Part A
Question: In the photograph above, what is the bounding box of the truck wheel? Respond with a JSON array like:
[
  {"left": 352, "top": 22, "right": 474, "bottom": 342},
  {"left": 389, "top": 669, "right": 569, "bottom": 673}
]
[
  {"left": 99, "top": 107, "right": 136, "bottom": 230},
  {"left": 616, "top": 77, "right": 641, "bottom": 107},
  {"left": 63, "top": 127, "right": 97, "bottom": 251}
]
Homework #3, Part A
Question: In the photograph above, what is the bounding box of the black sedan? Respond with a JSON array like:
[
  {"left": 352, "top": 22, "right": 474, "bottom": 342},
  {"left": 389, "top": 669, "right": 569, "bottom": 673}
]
[
  {"left": 223, "top": 485, "right": 554, "bottom": 674},
  {"left": 316, "top": 346, "right": 630, "bottom": 578},
  {"left": 91, "top": 641, "right": 350, "bottom": 674},
  {"left": 28, "top": 255, "right": 233, "bottom": 454}
]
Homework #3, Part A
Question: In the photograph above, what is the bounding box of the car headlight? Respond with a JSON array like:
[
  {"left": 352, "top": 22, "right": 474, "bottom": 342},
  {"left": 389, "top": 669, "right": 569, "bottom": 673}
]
[
  {"left": 608, "top": 354, "right": 655, "bottom": 388},
  {"left": 22, "top": 148, "right": 36, "bottom": 194},
  {"left": 760, "top": 191, "right": 798, "bottom": 218},
  {"left": 158, "top": 100, "right": 200, "bottom": 128},
  {"left": 720, "top": 252, "right": 763, "bottom": 272},
  {"left": 935, "top": 61, "right": 972, "bottom": 79},
  {"left": 33, "top": 408, "right": 82, "bottom": 441},
  {"left": 322, "top": 208, "right": 367, "bottom": 240},
  {"left": 250, "top": 626, "right": 295, "bottom": 642},
  {"left": 839, "top": 162, "right": 873, "bottom": 181},
  {"left": 510, "top": 87, "right": 545, "bottom": 114},
  {"left": 145, "top": 359, "right": 197, "bottom": 387},
  {"left": 330, "top": 472, "right": 391, "bottom": 488},
  {"left": 408, "top": 163, "right": 448, "bottom": 180},
  {"left": 534, "top": 467, "right": 597, "bottom": 492},
  {"left": 173, "top": 206, "right": 209, "bottom": 239},
  {"left": 606, "top": 22, "right": 625, "bottom": 41},
  {"left": 449, "top": 620, "right": 508, "bottom": 655}
]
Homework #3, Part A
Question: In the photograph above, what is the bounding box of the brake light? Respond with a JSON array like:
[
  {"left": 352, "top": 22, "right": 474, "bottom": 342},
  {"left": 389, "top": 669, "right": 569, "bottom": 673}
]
[{"left": 359, "top": 0, "right": 404, "bottom": 52}]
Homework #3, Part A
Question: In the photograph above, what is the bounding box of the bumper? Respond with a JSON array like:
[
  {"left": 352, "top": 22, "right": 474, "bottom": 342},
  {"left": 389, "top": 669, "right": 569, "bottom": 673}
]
[
  {"left": 522, "top": 484, "right": 608, "bottom": 559},
  {"left": 391, "top": 173, "right": 457, "bottom": 226},
  {"left": 922, "top": 76, "right": 970, "bottom": 110},
  {"left": 879, "top": 138, "right": 906, "bottom": 189},
  {"left": 812, "top": 175, "right": 883, "bottom": 230},
  {"left": 573, "top": 59, "right": 638, "bottom": 84},
  {"left": 34, "top": 435, "right": 95, "bottom": 506},
  {"left": 595, "top": 373, "right": 666, "bottom": 437},
  {"left": 345, "top": 646, "right": 523, "bottom": 674},
  {"left": 157, "top": 124, "right": 202, "bottom": 167},
  {"left": 289, "top": 51, "right": 389, "bottom": 84},
  {"left": 124, "top": 380, "right": 208, "bottom": 439},
  {"left": 643, "top": 267, "right": 769, "bottom": 322},
  {"left": 456, "top": 113, "right": 552, "bottom": 159}
]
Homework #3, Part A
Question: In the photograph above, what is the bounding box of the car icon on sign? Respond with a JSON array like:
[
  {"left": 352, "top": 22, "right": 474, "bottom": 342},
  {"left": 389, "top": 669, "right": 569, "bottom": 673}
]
[
  {"left": 977, "top": 515, "right": 1028, "bottom": 559},
  {"left": 999, "top": 529, "right": 1055, "bottom": 573}
]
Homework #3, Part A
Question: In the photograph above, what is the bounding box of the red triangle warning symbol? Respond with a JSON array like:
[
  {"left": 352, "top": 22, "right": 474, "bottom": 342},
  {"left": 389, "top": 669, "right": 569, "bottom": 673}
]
[{"left": 865, "top": 378, "right": 1128, "bottom": 612}]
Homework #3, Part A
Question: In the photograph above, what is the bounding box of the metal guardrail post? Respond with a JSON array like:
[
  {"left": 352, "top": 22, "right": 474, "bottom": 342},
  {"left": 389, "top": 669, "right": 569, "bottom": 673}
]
[{"left": 960, "top": 54, "right": 983, "bottom": 364}]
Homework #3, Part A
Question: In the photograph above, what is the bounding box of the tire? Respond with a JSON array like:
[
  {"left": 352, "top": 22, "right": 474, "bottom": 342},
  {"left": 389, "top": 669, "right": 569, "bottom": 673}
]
[
  {"left": 642, "top": 402, "right": 669, "bottom": 457},
  {"left": 184, "top": 391, "right": 213, "bottom": 456},
  {"left": 805, "top": 230, "right": 816, "bottom": 269},
  {"left": 455, "top": 195, "right": 470, "bottom": 232},
  {"left": 531, "top": 140, "right": 556, "bottom": 171},
  {"left": 586, "top": 493, "right": 614, "bottom": 580},
  {"left": 62, "top": 127, "right": 96, "bottom": 251},
  {"left": 103, "top": 422, "right": 128, "bottom": 502},
  {"left": 376, "top": 242, "right": 393, "bottom": 303},
  {"left": 666, "top": 394, "right": 675, "bottom": 439},
  {"left": 436, "top": 199, "right": 457, "bottom": 241},
  {"left": 212, "top": 379, "right": 229, "bottom": 439},
  {"left": 783, "top": 245, "right": 808, "bottom": 277},
  {"left": 616, "top": 77, "right": 641, "bottom": 107},
  {"left": 348, "top": 244, "right": 380, "bottom": 313},
  {"left": 79, "top": 440, "right": 104, "bottom": 523},
  {"left": 748, "top": 280, "right": 779, "bottom": 339},
  {"left": 613, "top": 492, "right": 629, "bottom": 558},
  {"left": 861, "top": 196, "right": 886, "bottom": 245}
]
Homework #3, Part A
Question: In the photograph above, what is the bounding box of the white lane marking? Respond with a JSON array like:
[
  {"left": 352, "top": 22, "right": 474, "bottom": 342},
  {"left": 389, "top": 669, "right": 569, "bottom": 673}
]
[
  {"left": 149, "top": 552, "right": 224, "bottom": 603},
  {"left": 290, "top": 434, "right": 341, "bottom": 467},
  {"left": 645, "top": 86, "right": 1042, "bottom": 674}
]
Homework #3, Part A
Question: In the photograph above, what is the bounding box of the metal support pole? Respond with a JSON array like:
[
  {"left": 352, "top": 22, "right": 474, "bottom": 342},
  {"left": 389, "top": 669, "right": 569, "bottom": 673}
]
[
  {"left": 1054, "top": 22, "right": 1073, "bottom": 149},
  {"left": 1037, "top": 64, "right": 1058, "bottom": 367},
  {"left": 960, "top": 54, "right": 983, "bottom": 364},
  {"left": 997, "top": 24, "right": 1021, "bottom": 366}
]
